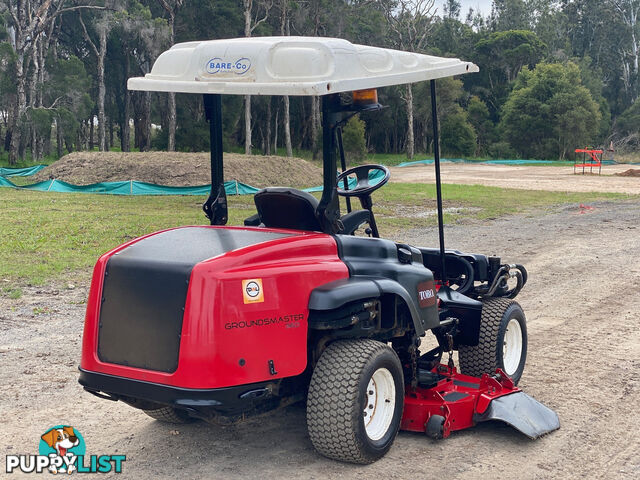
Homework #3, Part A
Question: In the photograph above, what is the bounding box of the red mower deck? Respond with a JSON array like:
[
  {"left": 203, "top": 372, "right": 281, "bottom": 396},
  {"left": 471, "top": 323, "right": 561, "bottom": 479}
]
[{"left": 402, "top": 365, "right": 559, "bottom": 439}]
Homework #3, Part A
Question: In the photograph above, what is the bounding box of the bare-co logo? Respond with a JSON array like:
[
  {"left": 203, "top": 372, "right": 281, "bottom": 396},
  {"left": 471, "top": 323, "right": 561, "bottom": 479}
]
[
  {"left": 417, "top": 281, "right": 436, "bottom": 308},
  {"left": 242, "top": 278, "right": 264, "bottom": 304},
  {"left": 205, "top": 57, "right": 251, "bottom": 75}
]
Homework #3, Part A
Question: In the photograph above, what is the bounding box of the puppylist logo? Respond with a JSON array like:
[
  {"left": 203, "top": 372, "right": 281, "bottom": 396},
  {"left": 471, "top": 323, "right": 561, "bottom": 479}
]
[{"left": 5, "top": 425, "right": 125, "bottom": 474}]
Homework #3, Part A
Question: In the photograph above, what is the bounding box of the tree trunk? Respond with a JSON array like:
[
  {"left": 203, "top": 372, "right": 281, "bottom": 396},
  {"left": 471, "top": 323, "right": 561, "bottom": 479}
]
[
  {"left": 273, "top": 108, "right": 279, "bottom": 153},
  {"left": 311, "top": 95, "right": 320, "bottom": 160},
  {"left": 280, "top": 0, "right": 291, "bottom": 157},
  {"left": 405, "top": 84, "right": 415, "bottom": 160},
  {"left": 122, "top": 60, "right": 131, "bottom": 152},
  {"left": 97, "top": 28, "right": 107, "bottom": 151},
  {"left": 56, "top": 119, "right": 63, "bottom": 158},
  {"left": 108, "top": 118, "right": 113, "bottom": 150},
  {"left": 141, "top": 91, "right": 152, "bottom": 151},
  {"left": 167, "top": 13, "right": 177, "bottom": 151},
  {"left": 244, "top": 95, "right": 252, "bottom": 155},
  {"left": 266, "top": 97, "right": 272, "bottom": 155},
  {"left": 167, "top": 92, "right": 177, "bottom": 151},
  {"left": 89, "top": 115, "right": 95, "bottom": 150},
  {"left": 28, "top": 41, "right": 39, "bottom": 160},
  {"left": 9, "top": 54, "right": 26, "bottom": 165},
  {"left": 283, "top": 95, "right": 292, "bottom": 157}
]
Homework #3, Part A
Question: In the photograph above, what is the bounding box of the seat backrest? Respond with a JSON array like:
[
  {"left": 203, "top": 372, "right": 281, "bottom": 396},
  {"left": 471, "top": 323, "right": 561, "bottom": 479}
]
[{"left": 254, "top": 187, "right": 322, "bottom": 231}]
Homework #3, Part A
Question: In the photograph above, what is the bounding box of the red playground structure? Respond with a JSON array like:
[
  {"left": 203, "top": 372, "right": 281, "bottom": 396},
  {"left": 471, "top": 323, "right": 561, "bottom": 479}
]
[{"left": 574, "top": 148, "right": 603, "bottom": 175}]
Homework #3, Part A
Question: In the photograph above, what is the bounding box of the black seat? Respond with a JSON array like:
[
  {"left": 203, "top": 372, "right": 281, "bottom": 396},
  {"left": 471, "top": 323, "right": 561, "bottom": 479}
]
[
  {"left": 252, "top": 187, "right": 372, "bottom": 234},
  {"left": 254, "top": 188, "right": 323, "bottom": 231}
]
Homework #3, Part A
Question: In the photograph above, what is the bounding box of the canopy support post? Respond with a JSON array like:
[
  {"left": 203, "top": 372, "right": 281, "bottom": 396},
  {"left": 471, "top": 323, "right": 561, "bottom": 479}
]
[
  {"left": 430, "top": 79, "right": 447, "bottom": 283},
  {"left": 202, "top": 93, "right": 228, "bottom": 225},
  {"left": 317, "top": 94, "right": 343, "bottom": 234}
]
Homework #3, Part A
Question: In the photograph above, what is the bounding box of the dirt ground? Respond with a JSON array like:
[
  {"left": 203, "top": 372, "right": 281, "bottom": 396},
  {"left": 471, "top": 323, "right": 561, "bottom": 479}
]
[
  {"left": 390, "top": 163, "right": 640, "bottom": 194},
  {"left": 32, "top": 152, "right": 323, "bottom": 188},
  {"left": 1, "top": 198, "right": 639, "bottom": 479}
]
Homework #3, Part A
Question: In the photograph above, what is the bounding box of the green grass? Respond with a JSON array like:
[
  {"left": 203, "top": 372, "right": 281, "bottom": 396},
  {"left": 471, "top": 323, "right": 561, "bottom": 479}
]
[
  {"left": 0, "top": 184, "right": 635, "bottom": 285},
  {"left": 2, "top": 286, "right": 23, "bottom": 299}
]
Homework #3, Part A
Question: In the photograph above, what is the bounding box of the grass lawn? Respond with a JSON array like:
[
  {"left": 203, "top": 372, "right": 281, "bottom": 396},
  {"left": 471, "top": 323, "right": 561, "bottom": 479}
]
[{"left": 0, "top": 183, "right": 634, "bottom": 287}]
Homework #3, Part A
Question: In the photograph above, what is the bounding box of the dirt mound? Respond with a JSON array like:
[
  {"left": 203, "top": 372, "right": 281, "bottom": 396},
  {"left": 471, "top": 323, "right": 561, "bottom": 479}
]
[
  {"left": 615, "top": 168, "right": 640, "bottom": 177},
  {"left": 32, "top": 152, "right": 323, "bottom": 188}
]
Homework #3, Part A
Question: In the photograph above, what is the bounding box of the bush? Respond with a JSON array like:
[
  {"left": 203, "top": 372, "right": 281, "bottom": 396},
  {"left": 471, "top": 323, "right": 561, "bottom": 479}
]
[
  {"left": 441, "top": 111, "right": 477, "bottom": 157},
  {"left": 342, "top": 116, "right": 367, "bottom": 160},
  {"left": 488, "top": 141, "right": 517, "bottom": 159}
]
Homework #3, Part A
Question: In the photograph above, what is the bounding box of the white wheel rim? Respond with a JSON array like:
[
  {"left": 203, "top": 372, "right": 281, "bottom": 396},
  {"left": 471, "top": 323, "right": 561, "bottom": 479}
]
[
  {"left": 502, "top": 318, "right": 523, "bottom": 376},
  {"left": 363, "top": 368, "right": 396, "bottom": 441}
]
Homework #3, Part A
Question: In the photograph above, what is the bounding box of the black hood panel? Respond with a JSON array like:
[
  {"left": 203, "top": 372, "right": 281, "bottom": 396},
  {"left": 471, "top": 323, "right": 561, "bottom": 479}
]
[{"left": 97, "top": 227, "right": 291, "bottom": 373}]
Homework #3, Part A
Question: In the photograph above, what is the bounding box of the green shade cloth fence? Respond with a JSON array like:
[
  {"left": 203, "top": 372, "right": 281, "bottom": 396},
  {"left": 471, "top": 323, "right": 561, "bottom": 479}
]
[
  {"left": 0, "top": 165, "right": 46, "bottom": 177},
  {"left": 1, "top": 158, "right": 631, "bottom": 196},
  {"left": 0, "top": 168, "right": 385, "bottom": 196},
  {"left": 0, "top": 177, "right": 260, "bottom": 196},
  {"left": 395, "top": 158, "right": 626, "bottom": 167}
]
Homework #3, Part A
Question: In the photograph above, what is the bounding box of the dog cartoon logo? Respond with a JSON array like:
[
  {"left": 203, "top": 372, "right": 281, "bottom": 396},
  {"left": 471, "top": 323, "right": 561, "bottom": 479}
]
[
  {"left": 39, "top": 426, "right": 84, "bottom": 474},
  {"left": 6, "top": 425, "right": 125, "bottom": 474}
]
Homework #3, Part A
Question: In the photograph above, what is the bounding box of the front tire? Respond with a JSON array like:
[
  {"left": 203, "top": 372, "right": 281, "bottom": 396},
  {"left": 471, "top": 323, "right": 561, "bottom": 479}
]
[
  {"left": 307, "top": 339, "right": 404, "bottom": 464},
  {"left": 458, "top": 298, "right": 527, "bottom": 384}
]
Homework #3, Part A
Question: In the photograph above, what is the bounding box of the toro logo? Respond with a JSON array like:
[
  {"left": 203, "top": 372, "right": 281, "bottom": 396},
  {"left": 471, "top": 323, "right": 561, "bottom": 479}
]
[
  {"left": 242, "top": 278, "right": 264, "bottom": 304},
  {"left": 5, "top": 425, "right": 126, "bottom": 474},
  {"left": 205, "top": 57, "right": 251, "bottom": 75},
  {"left": 417, "top": 281, "right": 436, "bottom": 308}
]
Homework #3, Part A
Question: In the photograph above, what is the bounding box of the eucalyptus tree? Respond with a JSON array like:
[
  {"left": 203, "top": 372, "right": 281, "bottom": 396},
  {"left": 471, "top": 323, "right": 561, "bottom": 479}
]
[
  {"left": 384, "top": 0, "right": 437, "bottom": 159},
  {"left": 156, "top": 0, "right": 184, "bottom": 151},
  {"left": 2, "top": 0, "right": 103, "bottom": 164},
  {"left": 242, "top": 0, "right": 273, "bottom": 155}
]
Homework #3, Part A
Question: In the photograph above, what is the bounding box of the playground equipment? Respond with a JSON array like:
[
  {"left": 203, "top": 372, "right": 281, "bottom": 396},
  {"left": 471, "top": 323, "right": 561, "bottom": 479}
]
[{"left": 574, "top": 149, "right": 603, "bottom": 175}]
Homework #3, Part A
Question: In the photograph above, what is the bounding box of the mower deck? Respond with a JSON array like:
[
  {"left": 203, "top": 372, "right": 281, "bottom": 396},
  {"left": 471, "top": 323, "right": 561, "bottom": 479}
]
[{"left": 401, "top": 365, "right": 560, "bottom": 439}]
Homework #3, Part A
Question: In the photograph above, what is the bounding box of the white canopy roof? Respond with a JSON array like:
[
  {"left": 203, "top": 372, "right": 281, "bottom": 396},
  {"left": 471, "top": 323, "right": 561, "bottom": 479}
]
[{"left": 128, "top": 36, "right": 478, "bottom": 96}]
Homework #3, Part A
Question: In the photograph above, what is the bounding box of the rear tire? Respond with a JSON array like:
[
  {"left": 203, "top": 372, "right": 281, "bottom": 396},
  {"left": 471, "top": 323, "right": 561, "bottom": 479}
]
[
  {"left": 458, "top": 298, "right": 527, "bottom": 384},
  {"left": 307, "top": 339, "right": 404, "bottom": 464},
  {"left": 143, "top": 406, "right": 194, "bottom": 424}
]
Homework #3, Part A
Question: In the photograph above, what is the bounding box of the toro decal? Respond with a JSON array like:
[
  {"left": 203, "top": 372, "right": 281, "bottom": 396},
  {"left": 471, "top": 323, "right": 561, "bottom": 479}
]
[
  {"left": 242, "top": 278, "right": 264, "bottom": 304},
  {"left": 417, "top": 280, "right": 436, "bottom": 308},
  {"left": 205, "top": 57, "right": 251, "bottom": 75}
]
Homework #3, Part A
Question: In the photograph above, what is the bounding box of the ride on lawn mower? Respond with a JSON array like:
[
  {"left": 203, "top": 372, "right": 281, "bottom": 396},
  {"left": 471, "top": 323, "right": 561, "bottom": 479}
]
[{"left": 79, "top": 37, "right": 559, "bottom": 464}]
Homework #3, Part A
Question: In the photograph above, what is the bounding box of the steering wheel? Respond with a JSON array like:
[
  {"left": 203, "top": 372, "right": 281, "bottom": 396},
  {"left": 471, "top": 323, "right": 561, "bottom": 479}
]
[{"left": 336, "top": 164, "right": 390, "bottom": 197}]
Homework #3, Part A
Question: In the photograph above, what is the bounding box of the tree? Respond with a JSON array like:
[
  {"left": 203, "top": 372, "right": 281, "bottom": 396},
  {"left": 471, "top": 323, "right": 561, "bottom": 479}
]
[
  {"left": 79, "top": 11, "right": 115, "bottom": 151},
  {"left": 156, "top": 0, "right": 185, "bottom": 151},
  {"left": 443, "top": 0, "right": 461, "bottom": 19},
  {"left": 384, "top": 0, "right": 436, "bottom": 159},
  {"left": 466, "top": 95, "right": 494, "bottom": 156},
  {"left": 3, "top": 0, "right": 104, "bottom": 164},
  {"left": 499, "top": 62, "right": 601, "bottom": 159},
  {"left": 441, "top": 110, "right": 476, "bottom": 156},
  {"left": 277, "top": 0, "right": 292, "bottom": 157},
  {"left": 613, "top": 0, "right": 640, "bottom": 101},
  {"left": 490, "top": 0, "right": 533, "bottom": 31},
  {"left": 242, "top": 0, "right": 272, "bottom": 155},
  {"left": 473, "top": 30, "right": 546, "bottom": 117},
  {"left": 45, "top": 55, "right": 94, "bottom": 156}
]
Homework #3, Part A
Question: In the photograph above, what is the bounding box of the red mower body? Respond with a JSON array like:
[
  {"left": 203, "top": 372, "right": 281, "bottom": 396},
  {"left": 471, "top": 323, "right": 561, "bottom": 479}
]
[{"left": 80, "top": 226, "right": 348, "bottom": 390}]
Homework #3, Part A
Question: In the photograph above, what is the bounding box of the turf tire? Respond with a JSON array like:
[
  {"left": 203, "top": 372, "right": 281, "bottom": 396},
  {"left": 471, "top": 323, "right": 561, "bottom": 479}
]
[
  {"left": 458, "top": 298, "right": 527, "bottom": 384},
  {"left": 306, "top": 339, "right": 404, "bottom": 464}
]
